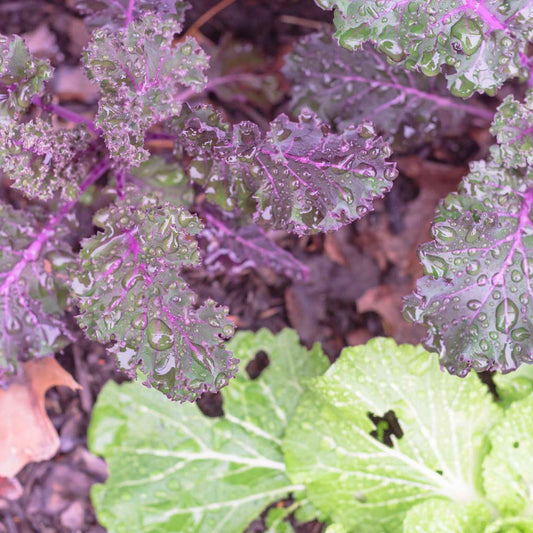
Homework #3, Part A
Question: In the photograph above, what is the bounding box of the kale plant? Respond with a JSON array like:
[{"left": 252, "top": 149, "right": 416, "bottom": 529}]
[
  {"left": 3, "top": 0, "right": 533, "bottom": 405},
  {"left": 0, "top": 1, "right": 398, "bottom": 401},
  {"left": 305, "top": 0, "right": 533, "bottom": 378}
]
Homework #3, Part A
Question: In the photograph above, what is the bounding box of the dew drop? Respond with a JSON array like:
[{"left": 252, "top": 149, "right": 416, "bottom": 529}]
[
  {"left": 146, "top": 319, "right": 174, "bottom": 350},
  {"left": 6, "top": 315, "right": 22, "bottom": 334},
  {"left": 222, "top": 324, "right": 234, "bottom": 337},
  {"left": 450, "top": 16, "right": 483, "bottom": 55},
  {"left": 465, "top": 260, "right": 480, "bottom": 275},
  {"left": 131, "top": 315, "right": 147, "bottom": 330},
  {"left": 434, "top": 225, "right": 456, "bottom": 241},
  {"left": 465, "top": 227, "right": 479, "bottom": 243},
  {"left": 215, "top": 372, "right": 228, "bottom": 388},
  {"left": 511, "top": 328, "right": 531, "bottom": 341},
  {"left": 491, "top": 272, "right": 504, "bottom": 287},
  {"left": 477, "top": 275, "right": 488, "bottom": 286},
  {"left": 467, "top": 299, "right": 481, "bottom": 311},
  {"left": 495, "top": 299, "right": 518, "bottom": 333}
]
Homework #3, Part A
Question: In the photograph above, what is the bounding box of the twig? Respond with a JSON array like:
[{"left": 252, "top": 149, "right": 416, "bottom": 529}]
[
  {"left": 185, "top": 0, "right": 237, "bottom": 37},
  {"left": 31, "top": 96, "right": 100, "bottom": 134},
  {"left": 279, "top": 15, "right": 331, "bottom": 30},
  {"left": 73, "top": 345, "right": 93, "bottom": 414}
]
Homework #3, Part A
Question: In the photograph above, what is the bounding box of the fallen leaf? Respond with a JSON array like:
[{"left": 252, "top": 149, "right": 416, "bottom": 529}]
[
  {"left": 356, "top": 157, "right": 466, "bottom": 275},
  {"left": 23, "top": 24, "right": 58, "bottom": 60},
  {"left": 357, "top": 282, "right": 425, "bottom": 345},
  {"left": 52, "top": 66, "right": 99, "bottom": 103},
  {"left": 0, "top": 476, "right": 23, "bottom": 500},
  {"left": 0, "top": 358, "right": 81, "bottom": 478},
  {"left": 324, "top": 233, "right": 347, "bottom": 266}
]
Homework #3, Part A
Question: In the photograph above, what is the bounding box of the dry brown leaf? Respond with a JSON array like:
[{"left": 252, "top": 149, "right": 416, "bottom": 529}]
[
  {"left": 324, "top": 233, "right": 347, "bottom": 266},
  {"left": 357, "top": 282, "right": 425, "bottom": 345},
  {"left": 0, "top": 358, "right": 81, "bottom": 478},
  {"left": 52, "top": 67, "right": 99, "bottom": 103},
  {"left": 356, "top": 156, "right": 466, "bottom": 275},
  {"left": 0, "top": 476, "right": 23, "bottom": 501}
]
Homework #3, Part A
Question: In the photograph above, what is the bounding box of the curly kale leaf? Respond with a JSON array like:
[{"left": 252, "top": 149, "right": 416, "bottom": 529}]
[
  {"left": 174, "top": 106, "right": 397, "bottom": 235},
  {"left": 404, "top": 157, "right": 533, "bottom": 375},
  {"left": 76, "top": 0, "right": 189, "bottom": 30},
  {"left": 200, "top": 209, "right": 310, "bottom": 281},
  {"left": 130, "top": 155, "right": 194, "bottom": 207},
  {"left": 83, "top": 15, "right": 208, "bottom": 166},
  {"left": 0, "top": 34, "right": 51, "bottom": 117},
  {"left": 0, "top": 203, "right": 74, "bottom": 385},
  {"left": 0, "top": 119, "right": 93, "bottom": 201},
  {"left": 490, "top": 89, "right": 533, "bottom": 168},
  {"left": 315, "top": 0, "right": 533, "bottom": 97},
  {"left": 284, "top": 32, "right": 492, "bottom": 150},
  {"left": 71, "top": 188, "right": 237, "bottom": 401}
]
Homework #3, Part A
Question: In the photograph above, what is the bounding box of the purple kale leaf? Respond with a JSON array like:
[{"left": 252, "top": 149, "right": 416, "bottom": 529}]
[
  {"left": 315, "top": 0, "right": 533, "bottom": 96},
  {"left": 0, "top": 34, "right": 51, "bottom": 117},
  {"left": 83, "top": 15, "right": 208, "bottom": 167},
  {"left": 247, "top": 113, "right": 397, "bottom": 234},
  {"left": 130, "top": 155, "right": 194, "bottom": 207},
  {"left": 71, "top": 188, "right": 237, "bottom": 401},
  {"left": 173, "top": 105, "right": 398, "bottom": 235},
  {"left": 200, "top": 209, "right": 310, "bottom": 281},
  {"left": 170, "top": 104, "right": 253, "bottom": 212},
  {"left": 404, "top": 158, "right": 533, "bottom": 375},
  {"left": 0, "top": 119, "right": 94, "bottom": 201},
  {"left": 490, "top": 89, "right": 533, "bottom": 168},
  {"left": 76, "top": 0, "right": 189, "bottom": 31},
  {"left": 0, "top": 203, "right": 74, "bottom": 386},
  {"left": 283, "top": 31, "right": 492, "bottom": 150}
]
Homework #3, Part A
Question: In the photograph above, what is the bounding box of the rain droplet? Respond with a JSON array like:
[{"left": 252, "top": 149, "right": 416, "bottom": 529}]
[
  {"left": 477, "top": 274, "right": 488, "bottom": 286},
  {"left": 434, "top": 225, "right": 456, "bottom": 241},
  {"left": 491, "top": 272, "right": 504, "bottom": 287},
  {"left": 146, "top": 319, "right": 174, "bottom": 350},
  {"left": 511, "top": 328, "right": 530, "bottom": 341},
  {"left": 495, "top": 299, "right": 518, "bottom": 333},
  {"left": 215, "top": 372, "right": 228, "bottom": 388},
  {"left": 467, "top": 299, "right": 481, "bottom": 310},
  {"left": 222, "top": 324, "right": 234, "bottom": 337},
  {"left": 450, "top": 16, "right": 483, "bottom": 55},
  {"left": 466, "top": 260, "right": 480, "bottom": 275},
  {"left": 131, "top": 315, "right": 147, "bottom": 330}
]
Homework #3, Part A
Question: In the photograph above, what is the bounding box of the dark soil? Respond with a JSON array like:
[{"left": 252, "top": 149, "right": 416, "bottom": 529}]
[{"left": 0, "top": 1, "right": 498, "bottom": 531}]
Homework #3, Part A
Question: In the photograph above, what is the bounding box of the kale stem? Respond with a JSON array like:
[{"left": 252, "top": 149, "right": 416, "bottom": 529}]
[
  {"left": 31, "top": 73, "right": 262, "bottom": 137},
  {"left": 31, "top": 95, "right": 100, "bottom": 133},
  {"left": 0, "top": 159, "right": 110, "bottom": 294}
]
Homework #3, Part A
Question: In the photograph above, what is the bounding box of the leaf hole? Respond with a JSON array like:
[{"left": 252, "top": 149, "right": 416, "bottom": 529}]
[
  {"left": 197, "top": 392, "right": 223, "bottom": 418},
  {"left": 354, "top": 491, "right": 367, "bottom": 503},
  {"left": 245, "top": 350, "right": 270, "bottom": 380},
  {"left": 368, "top": 410, "right": 403, "bottom": 447},
  {"left": 384, "top": 173, "right": 420, "bottom": 234}
]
